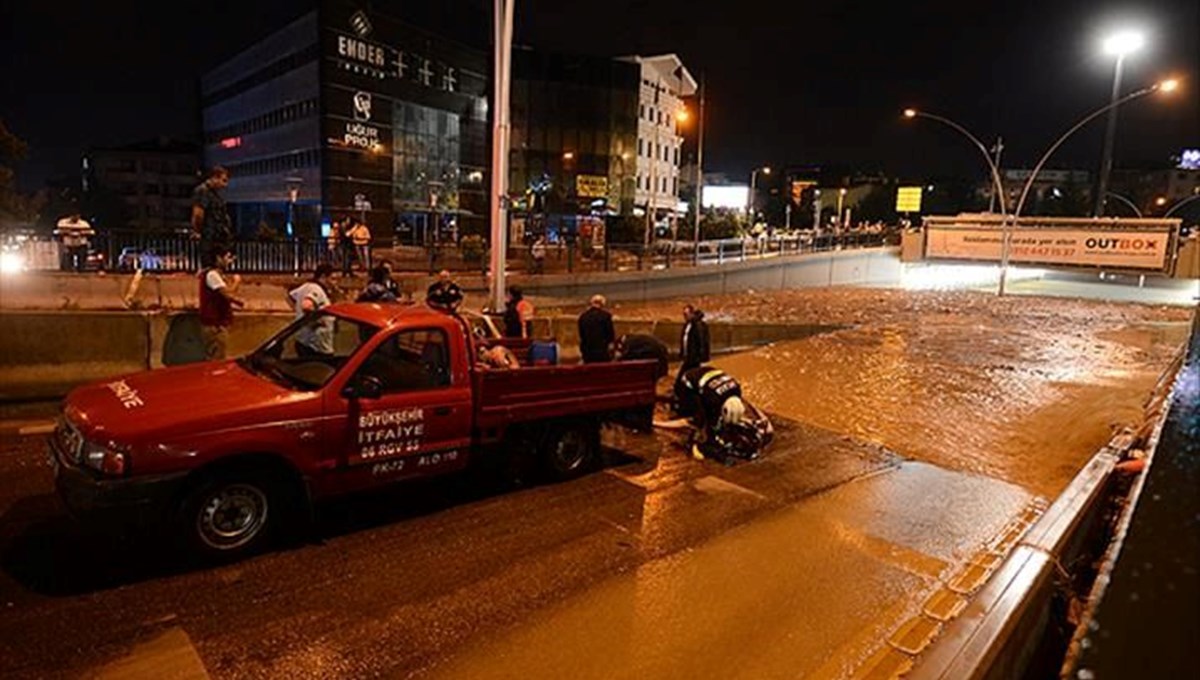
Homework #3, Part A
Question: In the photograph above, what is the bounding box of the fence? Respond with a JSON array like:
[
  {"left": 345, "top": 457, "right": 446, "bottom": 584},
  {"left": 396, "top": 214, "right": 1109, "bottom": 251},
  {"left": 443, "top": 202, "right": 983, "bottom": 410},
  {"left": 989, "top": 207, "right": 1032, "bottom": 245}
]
[{"left": 13, "top": 229, "right": 894, "bottom": 275}]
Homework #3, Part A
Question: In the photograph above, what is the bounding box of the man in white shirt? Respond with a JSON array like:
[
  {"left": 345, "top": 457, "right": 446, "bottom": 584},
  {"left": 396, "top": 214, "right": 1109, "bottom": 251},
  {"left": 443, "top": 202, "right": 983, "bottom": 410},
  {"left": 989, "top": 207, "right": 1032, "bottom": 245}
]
[
  {"left": 287, "top": 263, "right": 336, "bottom": 357},
  {"left": 54, "top": 212, "right": 95, "bottom": 272}
]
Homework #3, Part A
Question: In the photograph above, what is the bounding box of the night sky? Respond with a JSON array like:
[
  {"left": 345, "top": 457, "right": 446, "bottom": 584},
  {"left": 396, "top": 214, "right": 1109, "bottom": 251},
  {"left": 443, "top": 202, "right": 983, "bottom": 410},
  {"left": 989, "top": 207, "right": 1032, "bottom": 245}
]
[{"left": 2, "top": 0, "right": 1197, "bottom": 190}]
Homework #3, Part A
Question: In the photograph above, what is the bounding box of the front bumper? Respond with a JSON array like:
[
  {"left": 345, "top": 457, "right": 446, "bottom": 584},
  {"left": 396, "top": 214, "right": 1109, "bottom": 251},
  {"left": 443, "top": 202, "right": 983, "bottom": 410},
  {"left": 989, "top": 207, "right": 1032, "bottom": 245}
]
[{"left": 50, "top": 437, "right": 187, "bottom": 525}]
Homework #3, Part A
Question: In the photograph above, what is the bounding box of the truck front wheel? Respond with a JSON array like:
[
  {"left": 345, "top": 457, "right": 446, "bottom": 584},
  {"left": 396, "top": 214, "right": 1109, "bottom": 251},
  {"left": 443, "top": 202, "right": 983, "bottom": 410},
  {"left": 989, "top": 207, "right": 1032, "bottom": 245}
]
[
  {"left": 539, "top": 420, "right": 600, "bottom": 481},
  {"left": 177, "top": 471, "right": 283, "bottom": 560}
]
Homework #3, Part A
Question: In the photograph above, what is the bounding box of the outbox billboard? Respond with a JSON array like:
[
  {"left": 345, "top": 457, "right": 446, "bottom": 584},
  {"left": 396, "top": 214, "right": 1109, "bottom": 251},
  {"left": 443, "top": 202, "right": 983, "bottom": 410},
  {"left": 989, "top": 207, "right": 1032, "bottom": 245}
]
[{"left": 924, "top": 221, "right": 1177, "bottom": 272}]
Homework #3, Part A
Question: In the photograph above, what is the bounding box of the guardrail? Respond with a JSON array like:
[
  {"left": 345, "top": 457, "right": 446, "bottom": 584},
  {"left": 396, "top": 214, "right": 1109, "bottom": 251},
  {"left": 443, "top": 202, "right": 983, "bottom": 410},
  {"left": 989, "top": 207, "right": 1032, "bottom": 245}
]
[{"left": 10, "top": 229, "right": 895, "bottom": 275}]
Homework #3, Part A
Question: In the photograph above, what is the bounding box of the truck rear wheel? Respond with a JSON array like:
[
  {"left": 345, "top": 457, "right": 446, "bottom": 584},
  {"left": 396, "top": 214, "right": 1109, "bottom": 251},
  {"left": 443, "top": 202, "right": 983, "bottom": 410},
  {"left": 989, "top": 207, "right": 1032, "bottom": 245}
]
[
  {"left": 177, "top": 470, "right": 284, "bottom": 560},
  {"left": 539, "top": 420, "right": 600, "bottom": 481}
]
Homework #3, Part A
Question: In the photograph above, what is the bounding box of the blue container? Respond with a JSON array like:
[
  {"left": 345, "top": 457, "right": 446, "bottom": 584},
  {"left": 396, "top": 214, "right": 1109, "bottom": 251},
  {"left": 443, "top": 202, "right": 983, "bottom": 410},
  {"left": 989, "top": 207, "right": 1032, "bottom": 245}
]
[{"left": 529, "top": 340, "right": 559, "bottom": 366}]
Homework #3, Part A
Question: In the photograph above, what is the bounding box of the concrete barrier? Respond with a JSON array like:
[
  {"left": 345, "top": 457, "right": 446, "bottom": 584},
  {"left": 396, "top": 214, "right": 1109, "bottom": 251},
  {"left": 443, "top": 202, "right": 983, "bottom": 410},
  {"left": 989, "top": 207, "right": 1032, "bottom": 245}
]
[
  {"left": 0, "top": 309, "right": 845, "bottom": 400},
  {"left": 0, "top": 247, "right": 904, "bottom": 312}
]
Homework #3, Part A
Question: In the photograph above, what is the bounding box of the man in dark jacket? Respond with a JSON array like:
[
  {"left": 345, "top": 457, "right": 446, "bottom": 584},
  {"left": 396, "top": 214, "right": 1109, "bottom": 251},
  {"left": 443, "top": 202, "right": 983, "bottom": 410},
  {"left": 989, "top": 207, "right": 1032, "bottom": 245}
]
[
  {"left": 675, "top": 304, "right": 711, "bottom": 404},
  {"left": 425, "top": 269, "right": 463, "bottom": 311},
  {"left": 577, "top": 294, "right": 615, "bottom": 363}
]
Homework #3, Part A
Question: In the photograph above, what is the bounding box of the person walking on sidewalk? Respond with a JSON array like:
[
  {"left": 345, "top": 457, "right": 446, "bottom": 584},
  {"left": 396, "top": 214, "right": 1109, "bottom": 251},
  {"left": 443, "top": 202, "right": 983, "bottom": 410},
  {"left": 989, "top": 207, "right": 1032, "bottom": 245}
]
[
  {"left": 198, "top": 246, "right": 245, "bottom": 361},
  {"left": 577, "top": 294, "right": 615, "bottom": 363}
]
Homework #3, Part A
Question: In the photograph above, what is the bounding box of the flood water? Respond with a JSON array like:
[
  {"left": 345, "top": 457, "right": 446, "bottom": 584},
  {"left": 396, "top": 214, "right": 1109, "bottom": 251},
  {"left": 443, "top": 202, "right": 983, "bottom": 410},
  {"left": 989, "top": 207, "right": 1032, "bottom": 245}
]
[{"left": 610, "top": 289, "right": 1192, "bottom": 497}]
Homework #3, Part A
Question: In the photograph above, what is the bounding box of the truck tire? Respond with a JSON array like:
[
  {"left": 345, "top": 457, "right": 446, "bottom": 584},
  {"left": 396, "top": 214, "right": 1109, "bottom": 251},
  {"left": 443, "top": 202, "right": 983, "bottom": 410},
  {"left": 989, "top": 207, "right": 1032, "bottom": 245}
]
[
  {"left": 539, "top": 419, "right": 600, "bottom": 481},
  {"left": 176, "top": 469, "right": 286, "bottom": 560}
]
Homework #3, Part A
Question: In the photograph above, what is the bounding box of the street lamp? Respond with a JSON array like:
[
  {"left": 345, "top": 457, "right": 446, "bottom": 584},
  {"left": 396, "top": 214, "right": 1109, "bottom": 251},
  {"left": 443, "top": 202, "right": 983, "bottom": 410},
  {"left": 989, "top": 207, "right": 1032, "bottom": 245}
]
[
  {"left": 902, "top": 108, "right": 1007, "bottom": 217},
  {"left": 1094, "top": 29, "right": 1145, "bottom": 216},
  {"left": 689, "top": 72, "right": 706, "bottom": 264},
  {"left": 747, "top": 166, "right": 770, "bottom": 228},
  {"left": 1008, "top": 78, "right": 1179, "bottom": 294},
  {"left": 903, "top": 107, "right": 1010, "bottom": 293}
]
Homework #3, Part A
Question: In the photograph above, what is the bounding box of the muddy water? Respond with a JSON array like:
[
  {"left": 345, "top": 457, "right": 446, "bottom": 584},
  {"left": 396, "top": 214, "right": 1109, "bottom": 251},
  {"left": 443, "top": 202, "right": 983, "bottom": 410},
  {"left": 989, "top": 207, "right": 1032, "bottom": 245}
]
[{"left": 614, "top": 290, "right": 1192, "bottom": 497}]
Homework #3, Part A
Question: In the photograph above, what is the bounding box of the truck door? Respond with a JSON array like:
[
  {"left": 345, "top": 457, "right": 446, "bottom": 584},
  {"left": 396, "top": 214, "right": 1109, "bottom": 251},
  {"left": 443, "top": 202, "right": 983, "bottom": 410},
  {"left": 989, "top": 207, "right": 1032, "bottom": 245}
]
[{"left": 326, "top": 327, "right": 472, "bottom": 491}]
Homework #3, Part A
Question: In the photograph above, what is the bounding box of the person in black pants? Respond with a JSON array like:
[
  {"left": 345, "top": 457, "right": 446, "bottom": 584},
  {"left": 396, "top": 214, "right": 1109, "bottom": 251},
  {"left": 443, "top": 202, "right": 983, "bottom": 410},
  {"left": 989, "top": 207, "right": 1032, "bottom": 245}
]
[
  {"left": 674, "top": 304, "right": 710, "bottom": 409},
  {"left": 577, "top": 294, "right": 615, "bottom": 363}
]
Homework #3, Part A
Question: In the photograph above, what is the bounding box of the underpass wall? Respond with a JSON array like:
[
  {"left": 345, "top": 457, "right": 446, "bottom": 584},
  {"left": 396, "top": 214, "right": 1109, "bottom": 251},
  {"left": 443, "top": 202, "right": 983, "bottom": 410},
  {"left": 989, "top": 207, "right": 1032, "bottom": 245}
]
[
  {"left": 0, "top": 310, "right": 845, "bottom": 400},
  {"left": 0, "top": 248, "right": 904, "bottom": 312}
]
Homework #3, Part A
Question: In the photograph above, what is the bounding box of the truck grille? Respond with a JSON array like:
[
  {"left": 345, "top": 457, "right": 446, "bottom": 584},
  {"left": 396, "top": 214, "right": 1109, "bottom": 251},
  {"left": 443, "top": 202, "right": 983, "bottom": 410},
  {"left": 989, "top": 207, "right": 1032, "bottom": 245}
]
[{"left": 56, "top": 419, "right": 84, "bottom": 464}]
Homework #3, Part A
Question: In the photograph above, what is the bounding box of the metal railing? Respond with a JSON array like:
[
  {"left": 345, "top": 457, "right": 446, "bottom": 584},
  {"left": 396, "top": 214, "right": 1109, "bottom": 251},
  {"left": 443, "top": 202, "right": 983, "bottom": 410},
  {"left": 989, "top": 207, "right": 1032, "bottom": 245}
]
[{"left": 14, "top": 228, "right": 896, "bottom": 275}]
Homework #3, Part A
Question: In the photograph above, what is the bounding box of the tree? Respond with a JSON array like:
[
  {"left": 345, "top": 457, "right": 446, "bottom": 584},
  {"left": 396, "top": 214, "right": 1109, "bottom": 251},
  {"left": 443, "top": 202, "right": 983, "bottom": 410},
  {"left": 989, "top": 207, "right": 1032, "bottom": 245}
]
[
  {"left": 0, "top": 119, "right": 42, "bottom": 225},
  {"left": 855, "top": 185, "right": 898, "bottom": 224}
]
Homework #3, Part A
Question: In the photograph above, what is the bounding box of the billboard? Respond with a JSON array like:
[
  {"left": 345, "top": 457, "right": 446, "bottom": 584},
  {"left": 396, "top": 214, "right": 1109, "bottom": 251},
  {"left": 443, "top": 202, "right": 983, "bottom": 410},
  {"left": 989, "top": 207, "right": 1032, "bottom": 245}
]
[
  {"left": 896, "top": 186, "right": 922, "bottom": 212},
  {"left": 924, "top": 224, "right": 1175, "bottom": 271},
  {"left": 575, "top": 174, "right": 609, "bottom": 198},
  {"left": 702, "top": 185, "right": 749, "bottom": 209}
]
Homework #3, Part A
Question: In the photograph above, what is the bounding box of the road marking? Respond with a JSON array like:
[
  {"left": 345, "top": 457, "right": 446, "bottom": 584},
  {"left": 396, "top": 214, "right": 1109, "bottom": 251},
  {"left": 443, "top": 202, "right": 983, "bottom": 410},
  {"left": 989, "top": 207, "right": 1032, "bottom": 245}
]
[
  {"left": 18, "top": 423, "right": 56, "bottom": 436},
  {"left": 691, "top": 475, "right": 770, "bottom": 502},
  {"left": 0, "top": 420, "right": 57, "bottom": 437},
  {"left": 92, "top": 626, "right": 210, "bottom": 680}
]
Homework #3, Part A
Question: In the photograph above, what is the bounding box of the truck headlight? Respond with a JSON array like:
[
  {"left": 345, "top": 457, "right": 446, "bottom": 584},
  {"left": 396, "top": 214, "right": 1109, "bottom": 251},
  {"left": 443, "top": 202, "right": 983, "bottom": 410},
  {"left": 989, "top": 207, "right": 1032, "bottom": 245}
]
[{"left": 83, "top": 442, "right": 128, "bottom": 476}]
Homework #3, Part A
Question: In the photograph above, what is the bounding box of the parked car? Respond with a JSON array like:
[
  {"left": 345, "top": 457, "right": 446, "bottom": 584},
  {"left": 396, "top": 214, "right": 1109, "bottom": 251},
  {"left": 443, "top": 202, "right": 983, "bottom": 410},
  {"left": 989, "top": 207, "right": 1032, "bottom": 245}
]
[{"left": 117, "top": 247, "right": 183, "bottom": 271}]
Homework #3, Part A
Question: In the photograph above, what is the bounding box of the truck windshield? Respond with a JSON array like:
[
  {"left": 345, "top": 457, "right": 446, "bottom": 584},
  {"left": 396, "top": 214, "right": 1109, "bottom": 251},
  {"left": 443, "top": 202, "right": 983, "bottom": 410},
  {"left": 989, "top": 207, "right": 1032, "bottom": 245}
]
[{"left": 240, "top": 312, "right": 380, "bottom": 391}]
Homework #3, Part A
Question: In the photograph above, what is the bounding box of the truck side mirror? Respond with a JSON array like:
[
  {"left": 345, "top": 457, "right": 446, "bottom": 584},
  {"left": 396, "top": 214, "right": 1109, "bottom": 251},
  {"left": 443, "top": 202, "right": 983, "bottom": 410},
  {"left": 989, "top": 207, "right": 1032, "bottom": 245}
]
[{"left": 342, "top": 374, "right": 383, "bottom": 400}]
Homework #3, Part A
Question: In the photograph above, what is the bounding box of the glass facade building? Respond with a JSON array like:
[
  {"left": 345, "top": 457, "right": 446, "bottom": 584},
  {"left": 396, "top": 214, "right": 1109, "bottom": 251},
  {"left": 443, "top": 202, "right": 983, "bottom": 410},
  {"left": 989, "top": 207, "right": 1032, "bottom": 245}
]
[{"left": 200, "top": 0, "right": 488, "bottom": 242}]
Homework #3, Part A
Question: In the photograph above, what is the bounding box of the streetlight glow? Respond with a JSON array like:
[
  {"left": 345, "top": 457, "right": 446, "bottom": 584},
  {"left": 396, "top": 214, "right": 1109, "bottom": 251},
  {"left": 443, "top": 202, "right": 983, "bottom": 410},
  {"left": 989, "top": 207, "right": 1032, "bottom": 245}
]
[
  {"left": 762, "top": 166, "right": 771, "bottom": 174},
  {"left": 1158, "top": 78, "right": 1179, "bottom": 93},
  {"left": 562, "top": 151, "right": 574, "bottom": 160},
  {"left": 903, "top": 108, "right": 917, "bottom": 118},
  {"left": 1102, "top": 30, "right": 1145, "bottom": 56},
  {"left": 676, "top": 108, "right": 690, "bottom": 123}
]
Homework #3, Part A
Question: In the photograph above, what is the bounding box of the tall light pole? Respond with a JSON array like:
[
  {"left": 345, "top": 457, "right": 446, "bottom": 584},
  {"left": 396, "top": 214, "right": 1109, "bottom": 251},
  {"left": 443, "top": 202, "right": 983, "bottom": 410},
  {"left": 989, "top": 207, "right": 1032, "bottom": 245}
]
[
  {"left": 1094, "top": 30, "right": 1145, "bottom": 216},
  {"left": 489, "top": 0, "right": 515, "bottom": 311},
  {"left": 902, "top": 109, "right": 1007, "bottom": 217},
  {"left": 746, "top": 166, "right": 770, "bottom": 228},
  {"left": 691, "top": 73, "right": 706, "bottom": 264},
  {"left": 1008, "top": 78, "right": 1178, "bottom": 293},
  {"left": 903, "top": 107, "right": 1010, "bottom": 294}
]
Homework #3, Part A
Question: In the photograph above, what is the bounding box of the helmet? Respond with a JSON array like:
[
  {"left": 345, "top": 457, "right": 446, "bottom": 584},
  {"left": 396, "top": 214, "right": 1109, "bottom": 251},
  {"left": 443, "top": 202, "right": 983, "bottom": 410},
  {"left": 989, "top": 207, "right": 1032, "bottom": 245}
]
[{"left": 713, "top": 409, "right": 773, "bottom": 460}]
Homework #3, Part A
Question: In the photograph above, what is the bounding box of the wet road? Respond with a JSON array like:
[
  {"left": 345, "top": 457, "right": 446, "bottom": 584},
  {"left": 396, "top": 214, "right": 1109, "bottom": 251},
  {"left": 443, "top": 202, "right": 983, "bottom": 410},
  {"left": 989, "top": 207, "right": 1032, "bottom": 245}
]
[
  {"left": 1, "top": 413, "right": 1030, "bottom": 679},
  {"left": 0, "top": 289, "right": 1187, "bottom": 679}
]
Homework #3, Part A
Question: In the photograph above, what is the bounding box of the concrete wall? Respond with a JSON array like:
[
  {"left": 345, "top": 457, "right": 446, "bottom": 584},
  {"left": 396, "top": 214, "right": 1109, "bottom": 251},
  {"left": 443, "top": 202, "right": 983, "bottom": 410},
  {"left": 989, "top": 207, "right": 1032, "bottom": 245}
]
[
  {"left": 0, "top": 247, "right": 904, "bottom": 311},
  {"left": 0, "top": 310, "right": 843, "bottom": 401}
]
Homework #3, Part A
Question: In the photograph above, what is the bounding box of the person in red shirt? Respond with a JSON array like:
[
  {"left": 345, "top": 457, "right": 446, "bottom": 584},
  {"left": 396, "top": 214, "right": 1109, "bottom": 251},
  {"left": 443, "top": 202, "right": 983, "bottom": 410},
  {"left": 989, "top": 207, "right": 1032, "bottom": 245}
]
[{"left": 198, "top": 247, "right": 245, "bottom": 360}]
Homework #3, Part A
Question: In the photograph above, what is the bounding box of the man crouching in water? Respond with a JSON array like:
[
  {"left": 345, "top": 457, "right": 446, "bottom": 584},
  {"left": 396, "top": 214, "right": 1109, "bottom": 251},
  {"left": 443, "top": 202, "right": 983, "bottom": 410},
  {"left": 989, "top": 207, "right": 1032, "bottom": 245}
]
[{"left": 674, "top": 365, "right": 773, "bottom": 463}]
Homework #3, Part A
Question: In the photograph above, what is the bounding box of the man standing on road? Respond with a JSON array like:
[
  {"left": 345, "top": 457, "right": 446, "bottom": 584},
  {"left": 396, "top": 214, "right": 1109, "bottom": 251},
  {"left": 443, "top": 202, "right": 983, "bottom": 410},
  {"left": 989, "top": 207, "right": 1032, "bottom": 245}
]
[
  {"left": 577, "top": 294, "right": 615, "bottom": 363},
  {"left": 675, "top": 304, "right": 711, "bottom": 405},
  {"left": 425, "top": 269, "right": 463, "bottom": 311},
  {"left": 191, "top": 167, "right": 234, "bottom": 263},
  {"left": 54, "top": 211, "right": 95, "bottom": 272},
  {"left": 198, "top": 246, "right": 244, "bottom": 361}
]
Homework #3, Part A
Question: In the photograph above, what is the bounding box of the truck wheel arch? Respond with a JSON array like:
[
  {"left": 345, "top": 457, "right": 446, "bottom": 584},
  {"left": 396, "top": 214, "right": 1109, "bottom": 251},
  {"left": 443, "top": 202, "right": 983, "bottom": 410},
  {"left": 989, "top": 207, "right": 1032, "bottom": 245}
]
[{"left": 175, "top": 453, "right": 313, "bottom": 542}]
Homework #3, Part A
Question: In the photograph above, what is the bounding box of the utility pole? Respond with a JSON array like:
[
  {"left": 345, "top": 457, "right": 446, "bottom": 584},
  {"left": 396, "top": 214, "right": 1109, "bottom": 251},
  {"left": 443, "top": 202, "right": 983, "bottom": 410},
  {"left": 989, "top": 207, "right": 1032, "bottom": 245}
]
[
  {"left": 988, "top": 137, "right": 1004, "bottom": 213},
  {"left": 691, "top": 72, "right": 705, "bottom": 264},
  {"left": 489, "top": 0, "right": 514, "bottom": 311}
]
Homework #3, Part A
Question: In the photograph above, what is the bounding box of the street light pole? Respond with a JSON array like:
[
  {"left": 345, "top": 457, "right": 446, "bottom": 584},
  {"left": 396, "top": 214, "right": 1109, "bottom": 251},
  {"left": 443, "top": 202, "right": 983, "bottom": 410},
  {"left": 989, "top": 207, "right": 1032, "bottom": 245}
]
[
  {"left": 692, "top": 72, "right": 705, "bottom": 264},
  {"left": 746, "top": 166, "right": 770, "bottom": 229},
  {"left": 903, "top": 108, "right": 1010, "bottom": 293},
  {"left": 489, "top": 0, "right": 514, "bottom": 311},
  {"left": 1008, "top": 79, "right": 1177, "bottom": 294},
  {"left": 1104, "top": 191, "right": 1143, "bottom": 217},
  {"left": 1094, "top": 31, "right": 1144, "bottom": 217}
]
